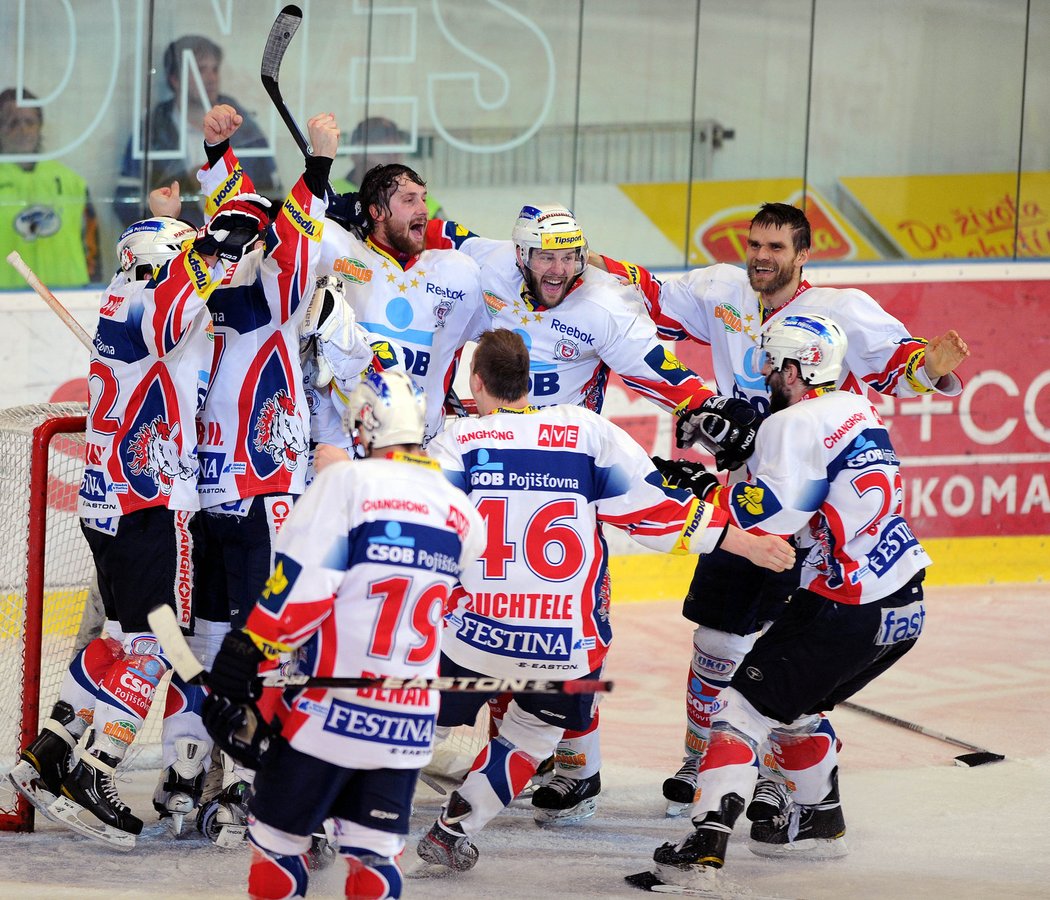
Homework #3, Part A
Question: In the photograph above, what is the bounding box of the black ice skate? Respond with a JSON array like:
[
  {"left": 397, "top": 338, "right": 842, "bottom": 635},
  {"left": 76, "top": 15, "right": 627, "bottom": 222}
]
[
  {"left": 197, "top": 778, "right": 251, "bottom": 848},
  {"left": 7, "top": 700, "right": 77, "bottom": 823},
  {"left": 152, "top": 737, "right": 207, "bottom": 836},
  {"left": 746, "top": 775, "right": 790, "bottom": 822},
  {"left": 749, "top": 766, "right": 847, "bottom": 859},
  {"left": 532, "top": 771, "right": 601, "bottom": 826},
  {"left": 653, "top": 792, "right": 745, "bottom": 873},
  {"left": 662, "top": 755, "right": 701, "bottom": 817},
  {"left": 49, "top": 750, "right": 143, "bottom": 850},
  {"left": 416, "top": 791, "right": 479, "bottom": 871}
]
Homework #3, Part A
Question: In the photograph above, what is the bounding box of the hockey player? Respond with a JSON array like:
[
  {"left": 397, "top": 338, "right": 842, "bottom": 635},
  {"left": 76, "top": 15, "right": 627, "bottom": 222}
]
[
  {"left": 5, "top": 200, "right": 264, "bottom": 846},
  {"left": 583, "top": 202, "right": 969, "bottom": 819},
  {"left": 425, "top": 206, "right": 759, "bottom": 817},
  {"left": 415, "top": 329, "right": 794, "bottom": 871},
  {"left": 200, "top": 370, "right": 484, "bottom": 900},
  {"left": 150, "top": 104, "right": 336, "bottom": 841},
  {"left": 628, "top": 314, "right": 932, "bottom": 891},
  {"left": 317, "top": 164, "right": 491, "bottom": 445}
]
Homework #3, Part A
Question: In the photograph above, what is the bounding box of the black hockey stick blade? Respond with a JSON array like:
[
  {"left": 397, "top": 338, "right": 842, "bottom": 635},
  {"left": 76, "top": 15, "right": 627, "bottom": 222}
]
[
  {"left": 260, "top": 4, "right": 336, "bottom": 202},
  {"left": 954, "top": 751, "right": 1006, "bottom": 768}
]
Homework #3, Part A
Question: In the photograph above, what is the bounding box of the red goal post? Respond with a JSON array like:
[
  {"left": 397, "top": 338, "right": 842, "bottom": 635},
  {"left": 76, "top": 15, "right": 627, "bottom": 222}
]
[{"left": 0, "top": 403, "right": 92, "bottom": 831}]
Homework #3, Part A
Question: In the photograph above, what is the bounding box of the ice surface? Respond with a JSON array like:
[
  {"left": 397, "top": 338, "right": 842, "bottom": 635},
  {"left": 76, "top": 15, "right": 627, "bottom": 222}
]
[{"left": 1, "top": 584, "right": 1047, "bottom": 899}]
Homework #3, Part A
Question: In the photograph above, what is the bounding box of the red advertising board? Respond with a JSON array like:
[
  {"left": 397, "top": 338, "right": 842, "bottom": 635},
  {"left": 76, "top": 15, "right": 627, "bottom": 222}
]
[{"left": 602, "top": 277, "right": 1050, "bottom": 540}]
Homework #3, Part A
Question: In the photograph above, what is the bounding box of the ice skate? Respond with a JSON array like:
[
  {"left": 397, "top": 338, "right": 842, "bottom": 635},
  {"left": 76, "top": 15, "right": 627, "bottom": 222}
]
[
  {"left": 197, "top": 778, "right": 250, "bottom": 849},
  {"left": 746, "top": 775, "right": 790, "bottom": 822},
  {"left": 649, "top": 791, "right": 745, "bottom": 886},
  {"left": 416, "top": 791, "right": 479, "bottom": 871},
  {"left": 662, "top": 755, "right": 701, "bottom": 817},
  {"left": 49, "top": 750, "right": 142, "bottom": 850},
  {"left": 8, "top": 701, "right": 77, "bottom": 823},
  {"left": 749, "top": 767, "right": 847, "bottom": 859},
  {"left": 532, "top": 771, "right": 601, "bottom": 826},
  {"left": 152, "top": 737, "right": 207, "bottom": 836}
]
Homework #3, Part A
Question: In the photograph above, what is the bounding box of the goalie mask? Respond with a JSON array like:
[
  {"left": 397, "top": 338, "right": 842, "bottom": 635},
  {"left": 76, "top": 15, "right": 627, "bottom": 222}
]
[
  {"left": 344, "top": 370, "right": 426, "bottom": 453},
  {"left": 116, "top": 217, "right": 196, "bottom": 280},
  {"left": 760, "top": 314, "right": 848, "bottom": 386},
  {"left": 512, "top": 204, "right": 588, "bottom": 278}
]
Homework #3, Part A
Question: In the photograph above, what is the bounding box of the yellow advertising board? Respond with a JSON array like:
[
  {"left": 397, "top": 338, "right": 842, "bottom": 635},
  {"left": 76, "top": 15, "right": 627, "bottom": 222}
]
[
  {"left": 619, "top": 179, "right": 880, "bottom": 264},
  {"left": 838, "top": 172, "right": 1050, "bottom": 258}
]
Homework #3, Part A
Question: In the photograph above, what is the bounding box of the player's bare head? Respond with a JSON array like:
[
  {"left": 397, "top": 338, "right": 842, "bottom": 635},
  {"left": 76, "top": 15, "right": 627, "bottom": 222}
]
[
  {"left": 471, "top": 329, "right": 530, "bottom": 404},
  {"left": 345, "top": 370, "right": 426, "bottom": 455},
  {"left": 360, "top": 164, "right": 428, "bottom": 255},
  {"left": 751, "top": 203, "right": 811, "bottom": 254},
  {"left": 0, "top": 88, "right": 42, "bottom": 154}
]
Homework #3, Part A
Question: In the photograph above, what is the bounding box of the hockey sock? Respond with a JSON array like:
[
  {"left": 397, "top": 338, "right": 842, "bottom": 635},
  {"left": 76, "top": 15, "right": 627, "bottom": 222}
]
[
  {"left": 92, "top": 649, "right": 169, "bottom": 758},
  {"left": 455, "top": 703, "right": 562, "bottom": 834},
  {"left": 683, "top": 626, "right": 759, "bottom": 758},
  {"left": 247, "top": 843, "right": 310, "bottom": 900},
  {"left": 552, "top": 709, "right": 601, "bottom": 779},
  {"left": 690, "top": 687, "right": 777, "bottom": 821},
  {"left": 57, "top": 633, "right": 124, "bottom": 738},
  {"left": 770, "top": 714, "right": 839, "bottom": 803}
]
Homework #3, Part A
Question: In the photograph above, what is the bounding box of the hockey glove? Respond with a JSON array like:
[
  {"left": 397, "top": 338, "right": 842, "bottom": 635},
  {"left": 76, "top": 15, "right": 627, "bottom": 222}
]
[
  {"left": 207, "top": 630, "right": 265, "bottom": 703},
  {"left": 675, "top": 395, "right": 761, "bottom": 471},
  {"left": 201, "top": 694, "right": 275, "bottom": 771},
  {"left": 300, "top": 276, "right": 373, "bottom": 388},
  {"left": 195, "top": 193, "right": 271, "bottom": 262},
  {"left": 652, "top": 456, "right": 720, "bottom": 500},
  {"left": 327, "top": 191, "right": 369, "bottom": 237}
]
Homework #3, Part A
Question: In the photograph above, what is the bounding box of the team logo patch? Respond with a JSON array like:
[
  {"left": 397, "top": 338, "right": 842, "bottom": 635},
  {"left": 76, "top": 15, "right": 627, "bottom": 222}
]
[
  {"left": 433, "top": 298, "right": 453, "bottom": 328},
  {"left": 127, "top": 417, "right": 193, "bottom": 494},
  {"left": 553, "top": 338, "right": 580, "bottom": 361},
  {"left": 254, "top": 391, "right": 307, "bottom": 471},
  {"left": 483, "top": 290, "right": 507, "bottom": 314},
  {"left": 735, "top": 485, "right": 765, "bottom": 516}
]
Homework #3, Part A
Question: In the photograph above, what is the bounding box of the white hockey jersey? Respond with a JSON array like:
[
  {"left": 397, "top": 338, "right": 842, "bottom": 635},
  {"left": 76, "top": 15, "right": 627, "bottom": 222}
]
[
  {"left": 244, "top": 452, "right": 485, "bottom": 769},
  {"left": 426, "top": 221, "right": 716, "bottom": 414},
  {"left": 609, "top": 260, "right": 962, "bottom": 420},
  {"left": 317, "top": 223, "right": 491, "bottom": 444},
  {"left": 714, "top": 389, "right": 931, "bottom": 604},
  {"left": 78, "top": 247, "right": 220, "bottom": 518},
  {"left": 194, "top": 148, "right": 327, "bottom": 506},
  {"left": 426, "top": 405, "right": 728, "bottom": 679}
]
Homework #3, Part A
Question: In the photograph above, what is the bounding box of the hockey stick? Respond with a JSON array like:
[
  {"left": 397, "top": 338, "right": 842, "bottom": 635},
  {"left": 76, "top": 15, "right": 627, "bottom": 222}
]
[
  {"left": 840, "top": 700, "right": 1005, "bottom": 767},
  {"left": 148, "top": 605, "right": 612, "bottom": 695},
  {"left": 6, "top": 251, "right": 93, "bottom": 351},
  {"left": 260, "top": 4, "right": 336, "bottom": 203}
]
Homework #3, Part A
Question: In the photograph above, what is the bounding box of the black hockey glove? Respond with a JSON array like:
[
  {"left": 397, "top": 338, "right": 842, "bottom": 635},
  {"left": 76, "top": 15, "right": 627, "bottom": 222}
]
[
  {"left": 652, "top": 456, "right": 720, "bottom": 500},
  {"left": 327, "top": 190, "right": 369, "bottom": 237},
  {"left": 675, "top": 395, "right": 761, "bottom": 471},
  {"left": 207, "top": 630, "right": 265, "bottom": 703},
  {"left": 195, "top": 193, "right": 271, "bottom": 262},
  {"left": 201, "top": 694, "right": 275, "bottom": 771}
]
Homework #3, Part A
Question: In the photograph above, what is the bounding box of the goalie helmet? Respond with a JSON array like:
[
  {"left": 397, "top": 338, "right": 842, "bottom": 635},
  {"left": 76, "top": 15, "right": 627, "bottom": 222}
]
[
  {"left": 760, "top": 314, "right": 848, "bottom": 386},
  {"left": 344, "top": 370, "right": 426, "bottom": 452},
  {"left": 116, "top": 217, "right": 195, "bottom": 278},
  {"left": 512, "top": 204, "right": 588, "bottom": 277}
]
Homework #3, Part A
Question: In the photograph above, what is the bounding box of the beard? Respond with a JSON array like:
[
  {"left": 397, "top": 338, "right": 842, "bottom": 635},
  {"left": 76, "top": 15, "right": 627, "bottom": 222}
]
[
  {"left": 384, "top": 218, "right": 425, "bottom": 257},
  {"left": 747, "top": 261, "right": 795, "bottom": 297},
  {"left": 769, "top": 377, "right": 792, "bottom": 413}
]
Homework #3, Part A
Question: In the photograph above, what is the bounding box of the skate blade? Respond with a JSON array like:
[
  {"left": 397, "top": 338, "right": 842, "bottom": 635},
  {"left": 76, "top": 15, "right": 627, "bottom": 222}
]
[
  {"left": 213, "top": 823, "right": 248, "bottom": 848},
  {"left": 533, "top": 796, "right": 597, "bottom": 827},
  {"left": 747, "top": 835, "right": 848, "bottom": 860},
  {"left": 664, "top": 799, "right": 694, "bottom": 818},
  {"left": 8, "top": 763, "right": 64, "bottom": 824},
  {"left": 627, "top": 867, "right": 801, "bottom": 898},
  {"left": 47, "top": 796, "right": 137, "bottom": 850}
]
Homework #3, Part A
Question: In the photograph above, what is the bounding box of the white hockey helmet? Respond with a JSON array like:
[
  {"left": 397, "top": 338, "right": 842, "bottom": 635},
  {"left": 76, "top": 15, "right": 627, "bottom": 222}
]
[
  {"left": 512, "top": 203, "right": 588, "bottom": 276},
  {"left": 116, "top": 217, "right": 195, "bottom": 278},
  {"left": 344, "top": 370, "right": 426, "bottom": 452},
  {"left": 760, "top": 314, "right": 848, "bottom": 386}
]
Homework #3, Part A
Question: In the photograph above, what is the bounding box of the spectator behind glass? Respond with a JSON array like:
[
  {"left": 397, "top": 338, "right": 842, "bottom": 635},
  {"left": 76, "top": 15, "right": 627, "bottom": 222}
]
[
  {"left": 0, "top": 88, "right": 100, "bottom": 288},
  {"left": 331, "top": 116, "right": 444, "bottom": 219},
  {"left": 115, "top": 34, "right": 281, "bottom": 227}
]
